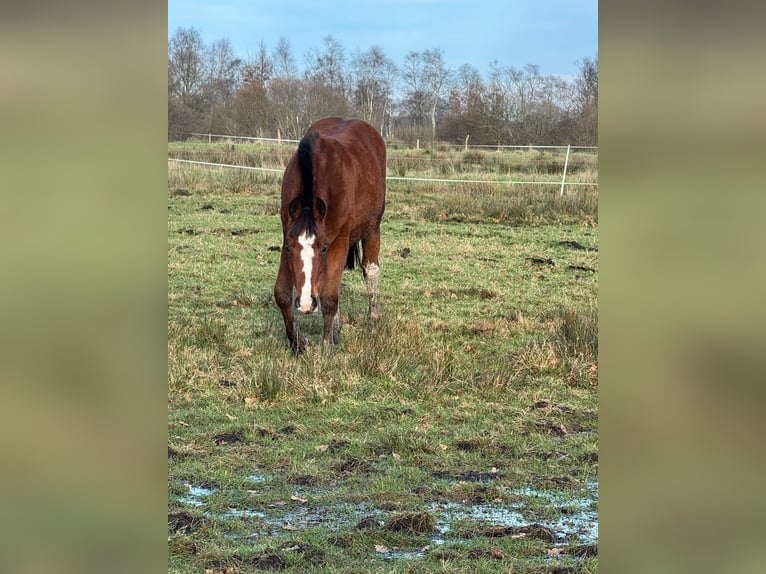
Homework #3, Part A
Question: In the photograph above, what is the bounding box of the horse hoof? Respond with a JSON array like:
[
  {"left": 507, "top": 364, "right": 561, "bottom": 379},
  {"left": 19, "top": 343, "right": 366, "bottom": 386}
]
[{"left": 290, "top": 337, "right": 309, "bottom": 354}]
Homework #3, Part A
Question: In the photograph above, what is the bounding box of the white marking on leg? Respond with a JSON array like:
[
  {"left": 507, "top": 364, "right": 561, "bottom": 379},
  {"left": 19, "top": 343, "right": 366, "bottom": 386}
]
[
  {"left": 297, "top": 231, "right": 315, "bottom": 313},
  {"left": 364, "top": 262, "right": 380, "bottom": 319}
]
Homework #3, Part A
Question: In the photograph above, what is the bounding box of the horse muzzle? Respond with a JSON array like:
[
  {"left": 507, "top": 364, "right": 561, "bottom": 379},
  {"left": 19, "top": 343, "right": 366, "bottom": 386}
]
[{"left": 295, "top": 295, "right": 320, "bottom": 314}]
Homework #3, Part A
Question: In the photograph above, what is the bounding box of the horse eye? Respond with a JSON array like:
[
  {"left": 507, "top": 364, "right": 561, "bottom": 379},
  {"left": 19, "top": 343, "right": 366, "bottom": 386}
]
[
  {"left": 321, "top": 244, "right": 328, "bottom": 254},
  {"left": 284, "top": 244, "right": 292, "bottom": 253}
]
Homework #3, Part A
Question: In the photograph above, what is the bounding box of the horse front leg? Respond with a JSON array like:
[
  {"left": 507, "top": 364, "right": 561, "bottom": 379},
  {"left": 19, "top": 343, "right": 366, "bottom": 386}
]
[
  {"left": 322, "top": 299, "right": 341, "bottom": 347},
  {"left": 274, "top": 255, "right": 307, "bottom": 353},
  {"left": 319, "top": 242, "right": 347, "bottom": 346}
]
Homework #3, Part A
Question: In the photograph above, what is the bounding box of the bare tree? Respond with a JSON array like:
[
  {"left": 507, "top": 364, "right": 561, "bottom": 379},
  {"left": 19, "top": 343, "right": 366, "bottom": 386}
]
[
  {"left": 272, "top": 37, "right": 298, "bottom": 79},
  {"left": 487, "top": 62, "right": 572, "bottom": 144},
  {"left": 349, "top": 46, "right": 397, "bottom": 134},
  {"left": 235, "top": 43, "right": 274, "bottom": 137},
  {"left": 301, "top": 36, "right": 350, "bottom": 121},
  {"left": 201, "top": 38, "right": 242, "bottom": 134},
  {"left": 304, "top": 36, "right": 348, "bottom": 94},
  {"left": 168, "top": 27, "right": 207, "bottom": 137},
  {"left": 243, "top": 41, "right": 274, "bottom": 89},
  {"left": 400, "top": 49, "right": 452, "bottom": 140},
  {"left": 267, "top": 38, "right": 306, "bottom": 139},
  {"left": 442, "top": 63, "right": 489, "bottom": 143},
  {"left": 168, "top": 27, "right": 206, "bottom": 102},
  {"left": 168, "top": 27, "right": 595, "bottom": 146},
  {"left": 573, "top": 56, "right": 598, "bottom": 145}
]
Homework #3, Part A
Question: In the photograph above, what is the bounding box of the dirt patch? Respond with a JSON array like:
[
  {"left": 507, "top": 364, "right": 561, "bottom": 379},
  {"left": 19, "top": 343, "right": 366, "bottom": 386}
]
[
  {"left": 535, "top": 420, "right": 591, "bottom": 436},
  {"left": 579, "top": 452, "right": 598, "bottom": 464},
  {"left": 168, "top": 445, "right": 193, "bottom": 460},
  {"left": 230, "top": 228, "right": 261, "bottom": 236},
  {"left": 528, "top": 400, "right": 575, "bottom": 414},
  {"left": 207, "top": 227, "right": 262, "bottom": 236},
  {"left": 292, "top": 474, "right": 319, "bottom": 486},
  {"left": 566, "top": 264, "right": 596, "bottom": 273},
  {"left": 526, "top": 449, "right": 569, "bottom": 460},
  {"left": 236, "top": 553, "right": 286, "bottom": 570},
  {"left": 385, "top": 511, "right": 436, "bottom": 534},
  {"left": 568, "top": 543, "right": 598, "bottom": 558},
  {"left": 557, "top": 240, "right": 596, "bottom": 251},
  {"left": 529, "top": 475, "right": 575, "bottom": 488},
  {"left": 356, "top": 515, "right": 382, "bottom": 530},
  {"left": 457, "top": 484, "right": 501, "bottom": 504},
  {"left": 336, "top": 456, "right": 375, "bottom": 474},
  {"left": 212, "top": 429, "right": 246, "bottom": 445},
  {"left": 278, "top": 542, "right": 327, "bottom": 565},
  {"left": 325, "top": 438, "right": 351, "bottom": 452},
  {"left": 168, "top": 511, "right": 205, "bottom": 534},
  {"left": 527, "top": 256, "right": 555, "bottom": 266},
  {"left": 254, "top": 427, "right": 281, "bottom": 440},
  {"left": 454, "top": 438, "right": 482, "bottom": 451}
]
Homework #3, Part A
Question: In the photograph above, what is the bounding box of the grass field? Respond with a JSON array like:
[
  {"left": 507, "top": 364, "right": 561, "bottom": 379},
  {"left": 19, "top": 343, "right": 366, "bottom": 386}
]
[{"left": 168, "top": 144, "right": 598, "bottom": 573}]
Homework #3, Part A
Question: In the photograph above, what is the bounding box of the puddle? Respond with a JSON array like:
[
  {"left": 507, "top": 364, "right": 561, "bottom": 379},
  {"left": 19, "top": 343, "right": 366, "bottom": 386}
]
[
  {"left": 223, "top": 508, "right": 267, "bottom": 520},
  {"left": 172, "top": 477, "right": 598, "bottom": 553},
  {"left": 177, "top": 483, "right": 214, "bottom": 507},
  {"left": 228, "top": 503, "right": 381, "bottom": 539},
  {"left": 431, "top": 498, "right": 597, "bottom": 544}
]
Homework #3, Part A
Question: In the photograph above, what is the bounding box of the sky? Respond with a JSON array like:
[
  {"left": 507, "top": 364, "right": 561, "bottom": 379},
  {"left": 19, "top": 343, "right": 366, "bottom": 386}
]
[{"left": 167, "top": 0, "right": 597, "bottom": 78}]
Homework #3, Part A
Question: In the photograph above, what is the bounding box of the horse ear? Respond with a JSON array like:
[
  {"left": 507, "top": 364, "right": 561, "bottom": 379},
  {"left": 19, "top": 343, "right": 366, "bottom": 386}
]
[
  {"left": 314, "top": 197, "right": 327, "bottom": 223},
  {"left": 288, "top": 197, "right": 302, "bottom": 219}
]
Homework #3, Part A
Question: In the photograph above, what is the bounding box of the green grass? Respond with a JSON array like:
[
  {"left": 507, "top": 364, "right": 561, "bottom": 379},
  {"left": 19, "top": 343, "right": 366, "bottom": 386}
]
[{"left": 168, "top": 149, "right": 598, "bottom": 573}]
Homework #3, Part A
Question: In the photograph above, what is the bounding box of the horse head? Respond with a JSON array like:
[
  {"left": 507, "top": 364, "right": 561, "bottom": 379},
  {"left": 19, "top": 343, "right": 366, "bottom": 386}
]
[{"left": 284, "top": 196, "right": 328, "bottom": 314}]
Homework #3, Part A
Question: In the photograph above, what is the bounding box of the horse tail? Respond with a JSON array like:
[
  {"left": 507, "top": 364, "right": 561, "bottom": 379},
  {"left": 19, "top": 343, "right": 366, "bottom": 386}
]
[
  {"left": 297, "top": 131, "right": 320, "bottom": 207},
  {"left": 346, "top": 241, "right": 361, "bottom": 270}
]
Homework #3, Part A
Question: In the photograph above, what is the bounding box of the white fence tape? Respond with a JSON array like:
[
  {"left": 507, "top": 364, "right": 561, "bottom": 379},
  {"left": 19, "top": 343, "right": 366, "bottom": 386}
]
[
  {"left": 168, "top": 158, "right": 597, "bottom": 187},
  {"left": 168, "top": 158, "right": 284, "bottom": 173}
]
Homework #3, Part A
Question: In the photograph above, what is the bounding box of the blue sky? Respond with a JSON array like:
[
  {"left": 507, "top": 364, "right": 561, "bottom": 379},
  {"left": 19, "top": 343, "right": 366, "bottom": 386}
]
[{"left": 168, "top": 0, "right": 597, "bottom": 78}]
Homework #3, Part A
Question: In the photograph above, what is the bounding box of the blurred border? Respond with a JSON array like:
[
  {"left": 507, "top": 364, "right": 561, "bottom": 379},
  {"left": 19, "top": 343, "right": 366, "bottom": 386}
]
[
  {"left": 0, "top": 2, "right": 167, "bottom": 572},
  {"left": 601, "top": 2, "right": 766, "bottom": 573},
  {"left": 4, "top": 1, "right": 766, "bottom": 572}
]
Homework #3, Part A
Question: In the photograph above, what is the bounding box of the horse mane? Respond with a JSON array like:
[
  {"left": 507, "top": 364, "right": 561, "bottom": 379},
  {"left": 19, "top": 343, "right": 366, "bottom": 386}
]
[
  {"left": 297, "top": 131, "right": 320, "bottom": 209},
  {"left": 286, "top": 131, "right": 321, "bottom": 238}
]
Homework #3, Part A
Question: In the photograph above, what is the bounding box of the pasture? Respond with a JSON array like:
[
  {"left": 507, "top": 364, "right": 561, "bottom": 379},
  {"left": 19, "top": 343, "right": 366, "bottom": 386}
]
[{"left": 167, "top": 142, "right": 598, "bottom": 573}]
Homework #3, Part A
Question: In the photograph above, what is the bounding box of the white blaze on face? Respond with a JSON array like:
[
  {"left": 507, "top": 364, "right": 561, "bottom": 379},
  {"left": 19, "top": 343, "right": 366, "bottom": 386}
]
[{"left": 297, "top": 230, "right": 315, "bottom": 312}]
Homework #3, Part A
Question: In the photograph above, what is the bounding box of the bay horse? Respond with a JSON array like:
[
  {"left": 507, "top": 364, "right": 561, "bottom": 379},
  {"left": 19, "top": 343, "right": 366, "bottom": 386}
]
[{"left": 274, "top": 117, "right": 386, "bottom": 353}]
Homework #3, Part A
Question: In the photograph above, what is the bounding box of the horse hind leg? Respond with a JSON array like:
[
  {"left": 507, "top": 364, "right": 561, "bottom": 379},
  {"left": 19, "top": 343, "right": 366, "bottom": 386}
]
[
  {"left": 361, "top": 235, "right": 381, "bottom": 321},
  {"left": 363, "top": 262, "right": 380, "bottom": 320}
]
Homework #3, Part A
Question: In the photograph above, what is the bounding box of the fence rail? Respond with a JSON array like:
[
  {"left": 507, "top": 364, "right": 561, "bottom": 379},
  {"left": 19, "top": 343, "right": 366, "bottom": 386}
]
[
  {"left": 184, "top": 132, "right": 301, "bottom": 144},
  {"left": 176, "top": 132, "right": 598, "bottom": 151},
  {"left": 168, "top": 158, "right": 597, "bottom": 189},
  {"left": 168, "top": 136, "right": 598, "bottom": 192}
]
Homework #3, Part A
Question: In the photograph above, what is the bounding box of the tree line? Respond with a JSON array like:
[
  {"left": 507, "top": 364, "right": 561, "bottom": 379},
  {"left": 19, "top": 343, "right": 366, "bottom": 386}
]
[{"left": 168, "top": 27, "right": 597, "bottom": 146}]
